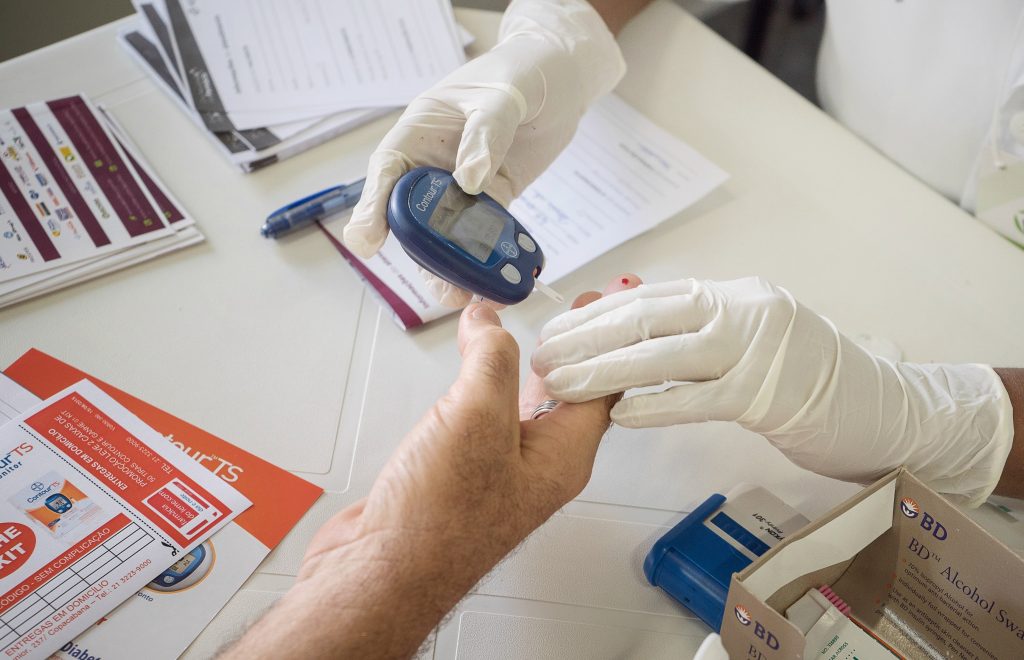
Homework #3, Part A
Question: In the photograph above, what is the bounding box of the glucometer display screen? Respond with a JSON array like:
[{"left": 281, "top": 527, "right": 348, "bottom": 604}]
[
  {"left": 428, "top": 184, "right": 505, "bottom": 263},
  {"left": 171, "top": 553, "right": 197, "bottom": 573},
  {"left": 45, "top": 494, "right": 72, "bottom": 513}
]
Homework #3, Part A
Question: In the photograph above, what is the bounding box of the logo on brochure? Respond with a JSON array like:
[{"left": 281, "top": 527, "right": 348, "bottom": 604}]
[
  {"left": 734, "top": 605, "right": 752, "bottom": 626},
  {"left": 900, "top": 497, "right": 920, "bottom": 519},
  {"left": 59, "top": 145, "right": 75, "bottom": 162},
  {"left": 500, "top": 241, "right": 519, "bottom": 258}
]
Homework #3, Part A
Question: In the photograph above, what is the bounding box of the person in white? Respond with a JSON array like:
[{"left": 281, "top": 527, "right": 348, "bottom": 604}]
[
  {"left": 225, "top": 1, "right": 1023, "bottom": 656},
  {"left": 341, "top": 0, "right": 1022, "bottom": 501}
]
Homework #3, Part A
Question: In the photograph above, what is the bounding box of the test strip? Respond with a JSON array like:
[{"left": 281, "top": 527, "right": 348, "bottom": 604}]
[{"left": 534, "top": 279, "right": 564, "bottom": 303}]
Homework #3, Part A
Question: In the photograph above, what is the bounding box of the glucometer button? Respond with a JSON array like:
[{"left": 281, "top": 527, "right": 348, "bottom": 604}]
[
  {"left": 516, "top": 233, "right": 536, "bottom": 253},
  {"left": 500, "top": 264, "right": 522, "bottom": 284}
]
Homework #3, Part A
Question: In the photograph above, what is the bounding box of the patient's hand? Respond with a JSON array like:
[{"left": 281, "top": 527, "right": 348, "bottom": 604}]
[{"left": 222, "top": 273, "right": 641, "bottom": 660}]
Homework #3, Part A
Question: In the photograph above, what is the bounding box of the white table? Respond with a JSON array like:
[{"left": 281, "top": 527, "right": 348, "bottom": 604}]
[{"left": 2, "top": 3, "right": 1022, "bottom": 658}]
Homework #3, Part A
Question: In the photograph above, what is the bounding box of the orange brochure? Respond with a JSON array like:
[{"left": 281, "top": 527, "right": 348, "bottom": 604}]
[{"left": 5, "top": 349, "right": 322, "bottom": 659}]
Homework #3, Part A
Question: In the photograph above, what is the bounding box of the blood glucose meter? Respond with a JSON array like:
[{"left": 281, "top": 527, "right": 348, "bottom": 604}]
[
  {"left": 148, "top": 540, "right": 214, "bottom": 592},
  {"left": 387, "top": 167, "right": 549, "bottom": 305}
]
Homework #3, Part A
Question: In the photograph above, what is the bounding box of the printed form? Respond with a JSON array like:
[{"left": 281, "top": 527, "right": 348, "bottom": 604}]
[
  {"left": 321, "top": 94, "right": 729, "bottom": 328},
  {"left": 170, "top": 0, "right": 465, "bottom": 128},
  {"left": 0, "top": 381, "right": 249, "bottom": 659}
]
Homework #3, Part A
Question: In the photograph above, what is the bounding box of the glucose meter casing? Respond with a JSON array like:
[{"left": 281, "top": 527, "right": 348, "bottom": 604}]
[{"left": 386, "top": 167, "right": 545, "bottom": 305}]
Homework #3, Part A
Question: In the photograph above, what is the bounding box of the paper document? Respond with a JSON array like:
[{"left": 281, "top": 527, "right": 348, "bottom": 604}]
[
  {"left": 0, "top": 381, "right": 250, "bottom": 659},
  {"left": 0, "top": 97, "right": 174, "bottom": 283},
  {"left": 0, "top": 96, "right": 202, "bottom": 308},
  {"left": 321, "top": 94, "right": 729, "bottom": 329},
  {"left": 121, "top": 2, "right": 474, "bottom": 171},
  {"left": 3, "top": 350, "right": 322, "bottom": 660},
  {"left": 167, "top": 0, "right": 465, "bottom": 129},
  {"left": 0, "top": 376, "right": 35, "bottom": 425}
]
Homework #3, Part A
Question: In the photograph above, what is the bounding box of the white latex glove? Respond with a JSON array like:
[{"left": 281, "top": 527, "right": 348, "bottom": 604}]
[
  {"left": 532, "top": 277, "right": 1015, "bottom": 505},
  {"left": 342, "top": 0, "right": 626, "bottom": 307}
]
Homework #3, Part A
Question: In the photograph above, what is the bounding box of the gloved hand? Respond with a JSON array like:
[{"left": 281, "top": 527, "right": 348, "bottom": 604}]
[
  {"left": 343, "top": 0, "right": 626, "bottom": 307},
  {"left": 532, "top": 277, "right": 1014, "bottom": 505}
]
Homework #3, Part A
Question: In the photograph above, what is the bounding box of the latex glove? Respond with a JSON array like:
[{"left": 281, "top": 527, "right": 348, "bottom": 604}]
[
  {"left": 343, "top": 0, "right": 626, "bottom": 307},
  {"left": 532, "top": 277, "right": 1015, "bottom": 505}
]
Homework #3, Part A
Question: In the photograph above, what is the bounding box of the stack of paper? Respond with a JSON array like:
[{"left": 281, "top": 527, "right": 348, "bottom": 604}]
[
  {"left": 0, "top": 95, "right": 202, "bottom": 309},
  {"left": 119, "top": 0, "right": 468, "bottom": 172}
]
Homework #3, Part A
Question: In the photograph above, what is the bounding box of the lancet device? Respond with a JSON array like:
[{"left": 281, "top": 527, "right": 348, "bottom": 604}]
[{"left": 644, "top": 485, "right": 809, "bottom": 631}]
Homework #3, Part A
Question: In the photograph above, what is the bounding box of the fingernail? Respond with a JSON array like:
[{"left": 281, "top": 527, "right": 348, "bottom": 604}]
[{"left": 471, "top": 304, "right": 498, "bottom": 323}]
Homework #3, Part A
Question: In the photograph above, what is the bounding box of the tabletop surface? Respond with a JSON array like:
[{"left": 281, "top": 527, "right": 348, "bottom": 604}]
[{"left": 2, "top": 2, "right": 1023, "bottom": 658}]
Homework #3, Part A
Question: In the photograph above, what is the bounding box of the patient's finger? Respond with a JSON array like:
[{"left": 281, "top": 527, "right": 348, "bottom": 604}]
[{"left": 572, "top": 291, "right": 602, "bottom": 308}]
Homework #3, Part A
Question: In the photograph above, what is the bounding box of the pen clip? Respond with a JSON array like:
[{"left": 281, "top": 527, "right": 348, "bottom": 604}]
[{"left": 267, "top": 185, "right": 345, "bottom": 218}]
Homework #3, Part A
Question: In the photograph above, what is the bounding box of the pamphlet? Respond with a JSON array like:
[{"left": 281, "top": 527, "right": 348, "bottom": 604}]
[
  {"left": 0, "top": 381, "right": 250, "bottom": 659},
  {"left": 3, "top": 349, "right": 323, "bottom": 660},
  {"left": 0, "top": 95, "right": 202, "bottom": 308}
]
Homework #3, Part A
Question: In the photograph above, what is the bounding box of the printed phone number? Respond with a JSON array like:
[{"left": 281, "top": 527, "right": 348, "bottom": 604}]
[{"left": 119, "top": 558, "right": 152, "bottom": 584}]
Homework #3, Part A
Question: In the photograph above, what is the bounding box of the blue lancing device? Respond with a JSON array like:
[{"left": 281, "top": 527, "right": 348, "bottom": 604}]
[
  {"left": 644, "top": 485, "right": 809, "bottom": 632},
  {"left": 387, "top": 167, "right": 551, "bottom": 305}
]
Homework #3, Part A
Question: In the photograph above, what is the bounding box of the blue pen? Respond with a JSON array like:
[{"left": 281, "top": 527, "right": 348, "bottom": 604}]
[{"left": 261, "top": 178, "right": 366, "bottom": 238}]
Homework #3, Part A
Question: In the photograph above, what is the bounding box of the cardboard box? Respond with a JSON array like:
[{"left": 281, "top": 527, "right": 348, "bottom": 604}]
[{"left": 720, "top": 469, "right": 1024, "bottom": 659}]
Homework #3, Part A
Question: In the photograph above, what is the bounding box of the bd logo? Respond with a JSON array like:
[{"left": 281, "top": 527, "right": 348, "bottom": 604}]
[
  {"left": 734, "top": 605, "right": 781, "bottom": 651},
  {"left": 500, "top": 241, "right": 519, "bottom": 258},
  {"left": 900, "top": 497, "right": 920, "bottom": 518},
  {"left": 900, "top": 496, "right": 947, "bottom": 541}
]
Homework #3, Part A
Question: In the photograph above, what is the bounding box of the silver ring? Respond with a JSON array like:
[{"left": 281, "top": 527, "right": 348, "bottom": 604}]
[{"left": 531, "top": 399, "right": 560, "bottom": 419}]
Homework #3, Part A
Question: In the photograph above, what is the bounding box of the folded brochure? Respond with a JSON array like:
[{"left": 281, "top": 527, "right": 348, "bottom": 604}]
[
  {"left": 3, "top": 349, "right": 322, "bottom": 660},
  {"left": 0, "top": 377, "right": 250, "bottom": 659}
]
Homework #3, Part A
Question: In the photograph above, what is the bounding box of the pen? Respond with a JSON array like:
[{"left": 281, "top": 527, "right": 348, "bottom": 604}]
[{"left": 261, "top": 178, "right": 366, "bottom": 238}]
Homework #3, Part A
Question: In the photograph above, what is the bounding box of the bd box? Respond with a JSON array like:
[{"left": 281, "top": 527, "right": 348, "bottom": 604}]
[{"left": 720, "top": 468, "right": 1024, "bottom": 659}]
